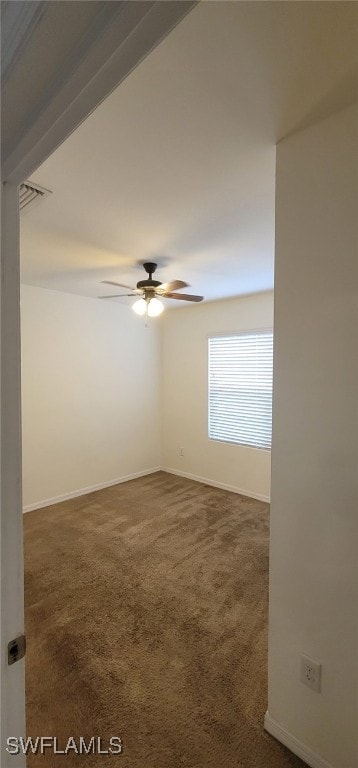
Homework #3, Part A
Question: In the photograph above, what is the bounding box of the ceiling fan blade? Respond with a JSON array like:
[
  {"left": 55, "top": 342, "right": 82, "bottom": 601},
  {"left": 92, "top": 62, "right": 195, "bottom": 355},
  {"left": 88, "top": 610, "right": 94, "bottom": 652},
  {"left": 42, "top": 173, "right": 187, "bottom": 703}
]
[
  {"left": 101, "top": 280, "right": 137, "bottom": 291},
  {"left": 99, "top": 294, "right": 138, "bottom": 299},
  {"left": 157, "top": 280, "right": 189, "bottom": 293},
  {"left": 161, "top": 292, "right": 203, "bottom": 302}
]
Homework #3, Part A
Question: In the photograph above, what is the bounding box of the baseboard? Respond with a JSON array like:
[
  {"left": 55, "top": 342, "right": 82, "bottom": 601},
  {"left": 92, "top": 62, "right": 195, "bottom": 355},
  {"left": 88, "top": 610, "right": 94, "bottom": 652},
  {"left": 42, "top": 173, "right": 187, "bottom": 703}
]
[
  {"left": 264, "top": 712, "right": 334, "bottom": 768},
  {"left": 23, "top": 465, "right": 269, "bottom": 513},
  {"left": 23, "top": 467, "right": 161, "bottom": 513},
  {"left": 162, "top": 466, "right": 270, "bottom": 503}
]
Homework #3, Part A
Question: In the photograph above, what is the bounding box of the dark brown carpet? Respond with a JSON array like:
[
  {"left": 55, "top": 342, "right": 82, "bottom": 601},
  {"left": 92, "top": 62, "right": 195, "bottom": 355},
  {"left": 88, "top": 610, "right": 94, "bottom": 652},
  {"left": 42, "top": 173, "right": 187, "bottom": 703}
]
[{"left": 24, "top": 471, "right": 306, "bottom": 767}]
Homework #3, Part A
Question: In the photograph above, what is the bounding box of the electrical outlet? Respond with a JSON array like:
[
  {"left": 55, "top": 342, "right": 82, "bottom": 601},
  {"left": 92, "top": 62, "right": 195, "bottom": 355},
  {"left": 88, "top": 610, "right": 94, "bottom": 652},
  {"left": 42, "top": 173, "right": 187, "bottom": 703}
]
[{"left": 300, "top": 654, "right": 321, "bottom": 692}]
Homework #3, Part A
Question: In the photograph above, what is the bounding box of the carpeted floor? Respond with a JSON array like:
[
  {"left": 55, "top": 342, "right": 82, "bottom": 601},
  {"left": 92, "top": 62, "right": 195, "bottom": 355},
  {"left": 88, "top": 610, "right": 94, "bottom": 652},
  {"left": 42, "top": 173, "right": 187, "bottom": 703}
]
[{"left": 24, "top": 471, "right": 306, "bottom": 767}]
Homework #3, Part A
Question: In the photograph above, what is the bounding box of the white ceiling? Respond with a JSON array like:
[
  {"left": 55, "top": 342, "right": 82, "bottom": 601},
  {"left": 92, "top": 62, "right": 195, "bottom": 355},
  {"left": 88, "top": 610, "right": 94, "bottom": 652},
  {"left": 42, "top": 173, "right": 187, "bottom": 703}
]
[{"left": 20, "top": 1, "right": 358, "bottom": 305}]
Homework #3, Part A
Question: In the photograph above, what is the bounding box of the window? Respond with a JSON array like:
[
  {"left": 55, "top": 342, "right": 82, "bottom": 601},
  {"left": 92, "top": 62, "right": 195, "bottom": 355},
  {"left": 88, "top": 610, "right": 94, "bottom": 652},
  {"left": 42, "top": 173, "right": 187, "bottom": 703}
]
[{"left": 208, "top": 331, "right": 273, "bottom": 450}]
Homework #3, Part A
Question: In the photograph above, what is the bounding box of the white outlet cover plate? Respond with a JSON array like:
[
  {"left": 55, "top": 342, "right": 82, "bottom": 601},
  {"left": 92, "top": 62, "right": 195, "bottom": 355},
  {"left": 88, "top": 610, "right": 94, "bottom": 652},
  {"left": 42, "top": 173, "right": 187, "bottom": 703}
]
[{"left": 300, "top": 654, "right": 321, "bottom": 693}]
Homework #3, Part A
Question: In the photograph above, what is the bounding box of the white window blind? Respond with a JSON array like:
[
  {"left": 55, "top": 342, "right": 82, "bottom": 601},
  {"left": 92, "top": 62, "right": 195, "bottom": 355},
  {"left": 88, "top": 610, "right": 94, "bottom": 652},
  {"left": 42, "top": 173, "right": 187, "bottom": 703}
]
[{"left": 208, "top": 331, "right": 273, "bottom": 450}]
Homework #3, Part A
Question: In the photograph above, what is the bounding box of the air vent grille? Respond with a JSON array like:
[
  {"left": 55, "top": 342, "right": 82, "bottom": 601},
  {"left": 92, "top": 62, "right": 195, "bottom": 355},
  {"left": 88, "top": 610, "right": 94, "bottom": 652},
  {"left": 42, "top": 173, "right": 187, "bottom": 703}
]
[{"left": 19, "top": 181, "right": 51, "bottom": 211}]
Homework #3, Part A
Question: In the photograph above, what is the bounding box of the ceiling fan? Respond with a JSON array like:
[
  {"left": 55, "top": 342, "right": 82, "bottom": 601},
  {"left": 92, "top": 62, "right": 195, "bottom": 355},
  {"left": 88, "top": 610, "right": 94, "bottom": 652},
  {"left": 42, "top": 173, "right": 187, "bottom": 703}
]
[{"left": 99, "top": 262, "right": 204, "bottom": 317}]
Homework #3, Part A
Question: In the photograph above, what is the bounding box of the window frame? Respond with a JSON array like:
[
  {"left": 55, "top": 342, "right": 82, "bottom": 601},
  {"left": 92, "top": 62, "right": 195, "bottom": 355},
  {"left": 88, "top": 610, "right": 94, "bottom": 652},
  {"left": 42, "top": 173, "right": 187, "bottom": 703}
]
[{"left": 207, "top": 328, "right": 273, "bottom": 452}]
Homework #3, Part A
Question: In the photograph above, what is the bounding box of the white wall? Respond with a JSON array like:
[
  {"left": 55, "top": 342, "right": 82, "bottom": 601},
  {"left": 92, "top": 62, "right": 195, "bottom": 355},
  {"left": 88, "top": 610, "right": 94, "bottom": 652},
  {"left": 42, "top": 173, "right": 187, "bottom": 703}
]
[
  {"left": 267, "top": 104, "right": 358, "bottom": 768},
  {"left": 161, "top": 292, "right": 273, "bottom": 501},
  {"left": 21, "top": 286, "right": 161, "bottom": 508}
]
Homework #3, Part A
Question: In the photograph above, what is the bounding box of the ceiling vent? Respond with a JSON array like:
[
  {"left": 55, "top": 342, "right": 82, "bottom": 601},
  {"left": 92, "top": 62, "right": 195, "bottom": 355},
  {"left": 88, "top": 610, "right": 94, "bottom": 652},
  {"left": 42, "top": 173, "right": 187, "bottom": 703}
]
[{"left": 19, "top": 181, "right": 51, "bottom": 212}]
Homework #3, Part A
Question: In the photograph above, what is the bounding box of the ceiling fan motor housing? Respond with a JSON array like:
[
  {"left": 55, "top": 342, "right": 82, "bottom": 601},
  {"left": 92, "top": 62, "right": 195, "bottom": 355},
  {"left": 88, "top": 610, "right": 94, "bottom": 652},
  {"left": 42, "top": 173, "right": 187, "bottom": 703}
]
[
  {"left": 137, "top": 278, "right": 162, "bottom": 288},
  {"left": 137, "top": 262, "right": 161, "bottom": 289}
]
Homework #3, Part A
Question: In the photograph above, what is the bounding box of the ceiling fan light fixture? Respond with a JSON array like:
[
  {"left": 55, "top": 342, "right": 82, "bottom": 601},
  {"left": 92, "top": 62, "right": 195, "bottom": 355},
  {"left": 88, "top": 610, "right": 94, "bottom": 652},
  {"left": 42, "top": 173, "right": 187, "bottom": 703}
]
[
  {"left": 132, "top": 298, "right": 147, "bottom": 316},
  {"left": 147, "top": 297, "right": 164, "bottom": 317}
]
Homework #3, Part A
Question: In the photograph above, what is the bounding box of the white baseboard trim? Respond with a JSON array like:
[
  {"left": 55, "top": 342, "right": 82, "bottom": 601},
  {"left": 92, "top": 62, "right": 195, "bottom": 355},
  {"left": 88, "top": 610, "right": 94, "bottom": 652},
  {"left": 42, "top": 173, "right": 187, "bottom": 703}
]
[
  {"left": 264, "top": 712, "right": 334, "bottom": 768},
  {"left": 23, "top": 467, "right": 161, "bottom": 513},
  {"left": 23, "top": 465, "right": 269, "bottom": 513},
  {"left": 161, "top": 466, "right": 270, "bottom": 503}
]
